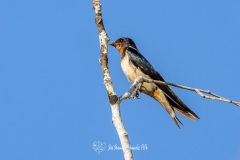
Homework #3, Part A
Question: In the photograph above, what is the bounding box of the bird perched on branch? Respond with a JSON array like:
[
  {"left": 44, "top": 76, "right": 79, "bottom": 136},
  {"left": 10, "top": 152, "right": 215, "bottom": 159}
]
[{"left": 109, "top": 37, "right": 199, "bottom": 128}]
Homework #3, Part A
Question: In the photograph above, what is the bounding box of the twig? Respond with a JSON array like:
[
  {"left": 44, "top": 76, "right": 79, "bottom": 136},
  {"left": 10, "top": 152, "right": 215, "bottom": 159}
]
[
  {"left": 119, "top": 76, "right": 240, "bottom": 107},
  {"left": 92, "top": 0, "right": 133, "bottom": 160}
]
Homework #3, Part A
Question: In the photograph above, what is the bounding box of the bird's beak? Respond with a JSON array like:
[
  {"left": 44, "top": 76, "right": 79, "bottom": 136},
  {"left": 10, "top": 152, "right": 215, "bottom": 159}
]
[{"left": 109, "top": 43, "right": 115, "bottom": 47}]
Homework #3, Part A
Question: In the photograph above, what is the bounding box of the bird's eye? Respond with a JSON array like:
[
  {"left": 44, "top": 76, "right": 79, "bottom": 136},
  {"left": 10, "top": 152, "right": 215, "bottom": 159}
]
[{"left": 119, "top": 38, "right": 123, "bottom": 42}]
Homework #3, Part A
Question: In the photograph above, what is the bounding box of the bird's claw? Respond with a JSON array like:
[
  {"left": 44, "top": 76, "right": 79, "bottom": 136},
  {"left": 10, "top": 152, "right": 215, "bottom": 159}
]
[
  {"left": 129, "top": 84, "right": 142, "bottom": 99},
  {"left": 130, "top": 91, "right": 140, "bottom": 99}
]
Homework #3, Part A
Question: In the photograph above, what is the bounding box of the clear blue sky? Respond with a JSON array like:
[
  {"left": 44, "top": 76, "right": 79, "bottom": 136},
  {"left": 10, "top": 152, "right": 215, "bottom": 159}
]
[{"left": 1, "top": 0, "right": 240, "bottom": 160}]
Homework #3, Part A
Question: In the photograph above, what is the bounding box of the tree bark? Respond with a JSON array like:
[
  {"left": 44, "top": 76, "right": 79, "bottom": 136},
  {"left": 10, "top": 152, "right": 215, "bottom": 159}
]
[{"left": 92, "top": 0, "right": 133, "bottom": 159}]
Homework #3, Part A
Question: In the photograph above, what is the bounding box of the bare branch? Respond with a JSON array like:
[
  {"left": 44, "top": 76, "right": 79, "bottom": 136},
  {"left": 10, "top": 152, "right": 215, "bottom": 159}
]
[
  {"left": 92, "top": 0, "right": 133, "bottom": 159},
  {"left": 119, "top": 76, "right": 240, "bottom": 107}
]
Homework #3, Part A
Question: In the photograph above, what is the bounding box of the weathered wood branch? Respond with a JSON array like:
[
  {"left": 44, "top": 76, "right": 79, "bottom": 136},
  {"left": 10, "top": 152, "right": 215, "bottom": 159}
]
[
  {"left": 119, "top": 76, "right": 240, "bottom": 107},
  {"left": 92, "top": 0, "right": 133, "bottom": 160}
]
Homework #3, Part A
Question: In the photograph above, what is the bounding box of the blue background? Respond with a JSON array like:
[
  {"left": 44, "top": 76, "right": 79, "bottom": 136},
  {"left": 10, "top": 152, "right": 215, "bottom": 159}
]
[{"left": 1, "top": 0, "right": 240, "bottom": 160}]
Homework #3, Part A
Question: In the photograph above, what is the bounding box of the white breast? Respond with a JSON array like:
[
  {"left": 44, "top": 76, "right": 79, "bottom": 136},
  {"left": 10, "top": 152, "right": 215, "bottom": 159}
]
[{"left": 121, "top": 54, "right": 137, "bottom": 82}]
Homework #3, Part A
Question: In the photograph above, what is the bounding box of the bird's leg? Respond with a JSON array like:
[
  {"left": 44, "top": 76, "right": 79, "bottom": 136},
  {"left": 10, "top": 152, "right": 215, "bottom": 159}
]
[{"left": 130, "top": 82, "right": 143, "bottom": 99}]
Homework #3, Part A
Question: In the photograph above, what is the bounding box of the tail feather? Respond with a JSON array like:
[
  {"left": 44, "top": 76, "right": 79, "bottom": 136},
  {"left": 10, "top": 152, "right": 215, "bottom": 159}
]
[
  {"left": 159, "top": 85, "right": 200, "bottom": 120},
  {"left": 174, "top": 107, "right": 199, "bottom": 121},
  {"left": 152, "top": 88, "right": 185, "bottom": 128},
  {"left": 151, "top": 87, "right": 199, "bottom": 128},
  {"left": 172, "top": 115, "right": 183, "bottom": 129}
]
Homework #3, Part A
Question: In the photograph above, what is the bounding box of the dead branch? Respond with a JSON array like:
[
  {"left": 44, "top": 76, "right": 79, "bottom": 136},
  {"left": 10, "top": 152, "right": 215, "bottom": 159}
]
[
  {"left": 119, "top": 76, "right": 240, "bottom": 107},
  {"left": 92, "top": 0, "right": 133, "bottom": 160}
]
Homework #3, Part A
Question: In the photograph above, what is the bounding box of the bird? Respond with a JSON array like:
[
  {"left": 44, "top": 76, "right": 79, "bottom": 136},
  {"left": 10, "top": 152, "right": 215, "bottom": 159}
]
[{"left": 109, "top": 37, "right": 199, "bottom": 128}]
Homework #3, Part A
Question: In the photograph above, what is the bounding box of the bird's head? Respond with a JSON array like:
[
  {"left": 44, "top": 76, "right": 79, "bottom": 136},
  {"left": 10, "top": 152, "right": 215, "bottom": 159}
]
[{"left": 109, "top": 37, "right": 137, "bottom": 52}]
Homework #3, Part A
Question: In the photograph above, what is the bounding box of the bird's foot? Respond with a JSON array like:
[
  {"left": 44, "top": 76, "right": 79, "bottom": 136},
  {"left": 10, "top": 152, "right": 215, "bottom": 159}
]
[
  {"left": 130, "top": 91, "right": 140, "bottom": 99},
  {"left": 129, "top": 83, "right": 142, "bottom": 99}
]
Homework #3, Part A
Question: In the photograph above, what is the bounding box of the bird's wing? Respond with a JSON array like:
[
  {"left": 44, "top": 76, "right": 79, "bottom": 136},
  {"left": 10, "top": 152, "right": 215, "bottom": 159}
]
[{"left": 127, "top": 47, "right": 199, "bottom": 119}]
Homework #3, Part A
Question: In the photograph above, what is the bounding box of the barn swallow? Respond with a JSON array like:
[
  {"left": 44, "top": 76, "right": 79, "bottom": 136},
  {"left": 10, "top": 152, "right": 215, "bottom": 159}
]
[{"left": 109, "top": 37, "right": 199, "bottom": 128}]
